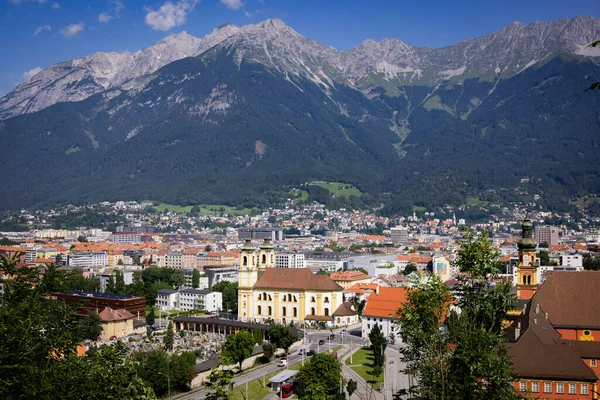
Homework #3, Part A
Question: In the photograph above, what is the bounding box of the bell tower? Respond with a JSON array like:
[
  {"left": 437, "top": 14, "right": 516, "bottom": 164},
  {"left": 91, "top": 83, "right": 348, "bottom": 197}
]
[
  {"left": 238, "top": 239, "right": 258, "bottom": 320},
  {"left": 258, "top": 238, "right": 275, "bottom": 272},
  {"left": 516, "top": 218, "right": 538, "bottom": 299}
]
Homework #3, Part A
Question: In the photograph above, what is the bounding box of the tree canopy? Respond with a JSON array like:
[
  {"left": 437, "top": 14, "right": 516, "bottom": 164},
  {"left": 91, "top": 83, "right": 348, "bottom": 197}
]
[{"left": 220, "top": 331, "right": 255, "bottom": 371}]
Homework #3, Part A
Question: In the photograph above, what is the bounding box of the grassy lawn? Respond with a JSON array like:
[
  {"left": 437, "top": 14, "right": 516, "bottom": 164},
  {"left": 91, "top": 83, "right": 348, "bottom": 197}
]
[
  {"left": 412, "top": 205, "right": 426, "bottom": 212},
  {"left": 145, "top": 201, "right": 258, "bottom": 216},
  {"left": 466, "top": 196, "right": 490, "bottom": 206},
  {"left": 289, "top": 189, "right": 309, "bottom": 205},
  {"left": 310, "top": 181, "right": 362, "bottom": 199},
  {"left": 231, "top": 364, "right": 300, "bottom": 400},
  {"left": 345, "top": 347, "right": 384, "bottom": 389}
]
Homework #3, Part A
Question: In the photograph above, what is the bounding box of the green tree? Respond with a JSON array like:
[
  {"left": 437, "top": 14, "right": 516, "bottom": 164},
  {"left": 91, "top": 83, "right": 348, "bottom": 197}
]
[
  {"left": 192, "top": 269, "right": 201, "bottom": 289},
  {"left": 398, "top": 232, "right": 521, "bottom": 400},
  {"left": 402, "top": 263, "right": 417, "bottom": 276},
  {"left": 164, "top": 321, "right": 174, "bottom": 351},
  {"left": 252, "top": 328, "right": 263, "bottom": 345},
  {"left": 220, "top": 331, "right": 255, "bottom": 371},
  {"left": 169, "top": 269, "right": 185, "bottom": 289},
  {"left": 146, "top": 307, "right": 156, "bottom": 326},
  {"left": 39, "top": 262, "right": 65, "bottom": 293},
  {"left": 294, "top": 352, "right": 343, "bottom": 400},
  {"left": 262, "top": 342, "right": 274, "bottom": 360},
  {"left": 117, "top": 258, "right": 124, "bottom": 266},
  {"left": 347, "top": 379, "right": 357, "bottom": 398},
  {"left": 106, "top": 273, "right": 116, "bottom": 294},
  {"left": 369, "top": 323, "right": 386, "bottom": 368},
  {"left": 115, "top": 270, "right": 126, "bottom": 294},
  {"left": 212, "top": 281, "right": 238, "bottom": 311},
  {"left": 79, "top": 311, "right": 103, "bottom": 341},
  {"left": 205, "top": 368, "right": 234, "bottom": 400},
  {"left": 352, "top": 267, "right": 369, "bottom": 275},
  {"left": 268, "top": 324, "right": 298, "bottom": 356}
]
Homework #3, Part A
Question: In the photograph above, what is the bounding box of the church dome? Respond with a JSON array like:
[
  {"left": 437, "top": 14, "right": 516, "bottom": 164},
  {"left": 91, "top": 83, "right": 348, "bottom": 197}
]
[{"left": 517, "top": 218, "right": 537, "bottom": 250}]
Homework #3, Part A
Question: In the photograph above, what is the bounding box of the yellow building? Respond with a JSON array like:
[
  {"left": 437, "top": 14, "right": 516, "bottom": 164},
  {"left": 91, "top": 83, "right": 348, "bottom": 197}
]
[
  {"left": 238, "top": 239, "right": 349, "bottom": 326},
  {"left": 330, "top": 270, "right": 372, "bottom": 289},
  {"left": 98, "top": 307, "right": 135, "bottom": 341}
]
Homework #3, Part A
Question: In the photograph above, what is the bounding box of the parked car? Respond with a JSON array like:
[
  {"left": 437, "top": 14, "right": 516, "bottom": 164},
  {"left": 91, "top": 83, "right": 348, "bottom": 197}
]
[
  {"left": 297, "top": 348, "right": 306, "bottom": 355},
  {"left": 329, "top": 334, "right": 335, "bottom": 340},
  {"left": 318, "top": 339, "right": 325, "bottom": 345},
  {"left": 277, "top": 358, "right": 288, "bottom": 367},
  {"left": 307, "top": 350, "right": 316, "bottom": 356}
]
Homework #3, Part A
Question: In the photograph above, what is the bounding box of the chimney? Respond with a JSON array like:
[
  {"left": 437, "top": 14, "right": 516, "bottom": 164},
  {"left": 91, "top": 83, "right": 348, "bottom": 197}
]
[
  {"left": 545, "top": 312, "right": 548, "bottom": 320},
  {"left": 515, "top": 322, "right": 521, "bottom": 340},
  {"left": 535, "top": 303, "right": 539, "bottom": 314},
  {"left": 376, "top": 285, "right": 380, "bottom": 295}
]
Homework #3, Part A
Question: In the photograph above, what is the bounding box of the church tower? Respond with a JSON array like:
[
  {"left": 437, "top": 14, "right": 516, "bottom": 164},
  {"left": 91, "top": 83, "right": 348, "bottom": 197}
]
[
  {"left": 238, "top": 239, "right": 258, "bottom": 320},
  {"left": 258, "top": 238, "right": 275, "bottom": 272},
  {"left": 516, "top": 218, "right": 538, "bottom": 299}
]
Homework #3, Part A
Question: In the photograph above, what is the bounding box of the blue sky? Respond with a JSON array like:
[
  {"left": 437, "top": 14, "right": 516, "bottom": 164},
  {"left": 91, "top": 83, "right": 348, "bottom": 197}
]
[{"left": 1, "top": 0, "right": 599, "bottom": 96}]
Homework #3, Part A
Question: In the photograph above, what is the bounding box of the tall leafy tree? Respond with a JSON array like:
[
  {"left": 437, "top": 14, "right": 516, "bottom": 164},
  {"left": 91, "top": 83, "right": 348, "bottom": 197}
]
[
  {"left": 204, "top": 369, "right": 234, "bottom": 400},
  {"left": 368, "top": 323, "right": 386, "bottom": 368},
  {"left": 268, "top": 324, "right": 298, "bottom": 356},
  {"left": 115, "top": 270, "right": 126, "bottom": 294},
  {"left": 106, "top": 274, "right": 116, "bottom": 294},
  {"left": 192, "top": 269, "right": 201, "bottom": 289},
  {"left": 398, "top": 232, "right": 522, "bottom": 400},
  {"left": 220, "top": 331, "right": 255, "bottom": 371},
  {"left": 146, "top": 307, "right": 156, "bottom": 326},
  {"left": 294, "top": 353, "right": 343, "bottom": 400},
  {"left": 164, "top": 321, "right": 174, "bottom": 351}
]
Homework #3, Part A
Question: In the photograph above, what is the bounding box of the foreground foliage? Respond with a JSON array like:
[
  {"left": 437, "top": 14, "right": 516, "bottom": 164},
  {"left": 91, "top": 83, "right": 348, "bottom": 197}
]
[{"left": 397, "top": 232, "right": 522, "bottom": 400}]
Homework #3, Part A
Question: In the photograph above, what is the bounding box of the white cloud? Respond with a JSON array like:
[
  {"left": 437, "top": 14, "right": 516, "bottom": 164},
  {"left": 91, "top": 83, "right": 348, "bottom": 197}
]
[
  {"left": 144, "top": 0, "right": 198, "bottom": 31},
  {"left": 244, "top": 10, "right": 252, "bottom": 17},
  {"left": 22, "top": 67, "right": 42, "bottom": 81},
  {"left": 9, "top": 0, "right": 49, "bottom": 5},
  {"left": 113, "top": 0, "right": 124, "bottom": 13},
  {"left": 33, "top": 24, "right": 51, "bottom": 35},
  {"left": 52, "top": 2, "right": 60, "bottom": 8},
  {"left": 221, "top": 0, "right": 243, "bottom": 10},
  {"left": 60, "top": 23, "right": 84, "bottom": 38},
  {"left": 98, "top": 12, "right": 113, "bottom": 23}
]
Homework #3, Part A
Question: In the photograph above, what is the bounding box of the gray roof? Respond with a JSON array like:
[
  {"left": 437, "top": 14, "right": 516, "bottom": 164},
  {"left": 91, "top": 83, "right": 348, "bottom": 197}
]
[
  {"left": 269, "top": 370, "right": 298, "bottom": 383},
  {"left": 180, "top": 289, "right": 212, "bottom": 295},
  {"left": 157, "top": 289, "right": 178, "bottom": 295}
]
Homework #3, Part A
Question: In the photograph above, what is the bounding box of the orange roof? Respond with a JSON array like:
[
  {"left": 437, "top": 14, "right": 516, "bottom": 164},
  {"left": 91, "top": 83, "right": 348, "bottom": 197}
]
[
  {"left": 409, "top": 255, "right": 432, "bottom": 264},
  {"left": 98, "top": 307, "right": 135, "bottom": 322},
  {"left": 0, "top": 246, "right": 27, "bottom": 253},
  {"left": 356, "top": 235, "right": 385, "bottom": 241},
  {"left": 397, "top": 255, "right": 410, "bottom": 261},
  {"left": 345, "top": 282, "right": 379, "bottom": 294},
  {"left": 363, "top": 287, "right": 408, "bottom": 319},
  {"left": 330, "top": 270, "right": 370, "bottom": 282},
  {"left": 35, "top": 258, "right": 55, "bottom": 263}
]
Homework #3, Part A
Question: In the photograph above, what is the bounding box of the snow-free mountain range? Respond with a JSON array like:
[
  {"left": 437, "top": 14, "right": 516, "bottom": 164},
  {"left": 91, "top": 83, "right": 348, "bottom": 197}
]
[{"left": 1, "top": 16, "right": 600, "bottom": 211}]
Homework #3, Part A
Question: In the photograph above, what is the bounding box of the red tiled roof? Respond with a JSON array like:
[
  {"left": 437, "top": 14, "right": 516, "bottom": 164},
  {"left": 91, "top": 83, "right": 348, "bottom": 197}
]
[
  {"left": 254, "top": 268, "right": 343, "bottom": 291},
  {"left": 363, "top": 287, "right": 408, "bottom": 319},
  {"left": 98, "top": 307, "right": 135, "bottom": 322}
]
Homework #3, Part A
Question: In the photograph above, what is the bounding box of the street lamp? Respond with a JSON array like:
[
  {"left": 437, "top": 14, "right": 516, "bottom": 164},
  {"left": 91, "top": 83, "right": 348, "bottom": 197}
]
[{"left": 158, "top": 371, "right": 170, "bottom": 399}]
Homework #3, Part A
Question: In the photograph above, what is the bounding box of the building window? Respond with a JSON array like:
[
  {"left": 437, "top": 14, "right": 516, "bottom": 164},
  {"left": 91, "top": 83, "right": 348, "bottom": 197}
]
[
  {"left": 282, "top": 307, "right": 287, "bottom": 317},
  {"left": 324, "top": 297, "right": 329, "bottom": 303},
  {"left": 324, "top": 308, "right": 329, "bottom": 316},
  {"left": 293, "top": 307, "right": 297, "bottom": 317},
  {"left": 531, "top": 382, "right": 539, "bottom": 393},
  {"left": 311, "top": 297, "right": 315, "bottom": 303},
  {"left": 243, "top": 256, "right": 247, "bottom": 266},
  {"left": 557, "top": 383, "right": 563, "bottom": 394},
  {"left": 591, "top": 359, "right": 597, "bottom": 367},
  {"left": 262, "top": 254, "right": 266, "bottom": 264},
  {"left": 268, "top": 306, "right": 272, "bottom": 316},
  {"left": 519, "top": 382, "right": 526, "bottom": 392},
  {"left": 569, "top": 383, "right": 576, "bottom": 394},
  {"left": 258, "top": 305, "right": 262, "bottom": 315},
  {"left": 544, "top": 382, "right": 551, "bottom": 393},
  {"left": 258, "top": 294, "right": 261, "bottom": 301},
  {"left": 582, "top": 383, "right": 589, "bottom": 395}
]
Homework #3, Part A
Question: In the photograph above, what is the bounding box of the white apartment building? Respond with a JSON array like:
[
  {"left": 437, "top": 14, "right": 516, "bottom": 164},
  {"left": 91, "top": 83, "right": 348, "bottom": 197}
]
[
  {"left": 389, "top": 227, "right": 408, "bottom": 243},
  {"left": 156, "top": 289, "right": 222, "bottom": 312},
  {"left": 560, "top": 254, "right": 583, "bottom": 268},
  {"left": 275, "top": 253, "right": 306, "bottom": 268},
  {"left": 69, "top": 251, "right": 108, "bottom": 267},
  {"left": 99, "top": 270, "right": 135, "bottom": 292}
]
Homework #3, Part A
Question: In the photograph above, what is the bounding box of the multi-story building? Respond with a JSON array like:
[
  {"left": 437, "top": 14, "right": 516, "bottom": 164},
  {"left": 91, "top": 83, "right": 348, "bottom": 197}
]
[
  {"left": 330, "top": 270, "right": 371, "bottom": 289},
  {"left": 389, "top": 227, "right": 409, "bottom": 244},
  {"left": 535, "top": 225, "right": 559, "bottom": 247},
  {"left": 99, "top": 270, "right": 135, "bottom": 293},
  {"left": 560, "top": 254, "right": 583, "bottom": 268},
  {"left": 362, "top": 286, "right": 408, "bottom": 344},
  {"left": 182, "top": 268, "right": 209, "bottom": 289},
  {"left": 203, "top": 266, "right": 238, "bottom": 289},
  {"left": 275, "top": 252, "right": 306, "bottom": 269},
  {"left": 68, "top": 251, "right": 108, "bottom": 267},
  {"left": 237, "top": 239, "right": 350, "bottom": 326},
  {"left": 197, "top": 252, "right": 237, "bottom": 269},
  {"left": 55, "top": 291, "right": 146, "bottom": 317},
  {"left": 303, "top": 251, "right": 353, "bottom": 273},
  {"left": 111, "top": 233, "right": 142, "bottom": 244},
  {"left": 156, "top": 289, "right": 222, "bottom": 312},
  {"left": 238, "top": 228, "right": 284, "bottom": 241}
]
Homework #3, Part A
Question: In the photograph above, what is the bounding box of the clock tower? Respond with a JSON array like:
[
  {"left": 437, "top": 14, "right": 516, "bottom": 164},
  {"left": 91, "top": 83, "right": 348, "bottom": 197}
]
[{"left": 516, "top": 218, "right": 538, "bottom": 299}]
